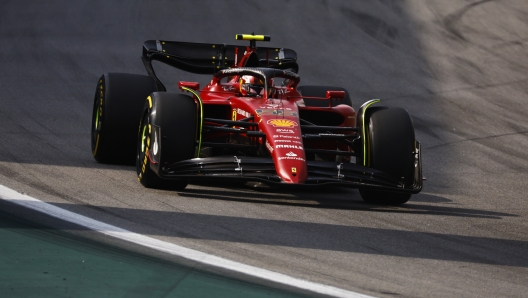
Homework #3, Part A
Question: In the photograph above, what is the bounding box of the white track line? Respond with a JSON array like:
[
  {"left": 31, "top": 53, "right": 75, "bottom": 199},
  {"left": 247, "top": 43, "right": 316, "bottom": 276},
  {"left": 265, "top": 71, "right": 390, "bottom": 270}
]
[{"left": 0, "top": 184, "right": 375, "bottom": 298}]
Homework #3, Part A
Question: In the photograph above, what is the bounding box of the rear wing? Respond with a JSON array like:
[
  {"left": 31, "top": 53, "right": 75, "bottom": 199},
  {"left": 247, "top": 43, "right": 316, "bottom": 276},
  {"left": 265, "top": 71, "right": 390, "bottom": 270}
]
[{"left": 142, "top": 40, "right": 298, "bottom": 91}]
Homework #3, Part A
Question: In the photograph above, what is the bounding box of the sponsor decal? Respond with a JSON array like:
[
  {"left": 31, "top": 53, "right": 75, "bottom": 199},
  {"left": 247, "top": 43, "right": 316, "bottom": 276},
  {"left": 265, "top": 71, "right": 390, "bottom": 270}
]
[
  {"left": 286, "top": 151, "right": 297, "bottom": 157},
  {"left": 276, "top": 145, "right": 303, "bottom": 150},
  {"left": 232, "top": 108, "right": 251, "bottom": 119},
  {"left": 255, "top": 105, "right": 297, "bottom": 116},
  {"left": 273, "top": 135, "right": 300, "bottom": 139},
  {"left": 267, "top": 119, "right": 297, "bottom": 127},
  {"left": 266, "top": 140, "right": 273, "bottom": 152},
  {"left": 275, "top": 139, "right": 303, "bottom": 145},
  {"left": 278, "top": 156, "right": 305, "bottom": 161},
  {"left": 255, "top": 109, "right": 298, "bottom": 117},
  {"left": 222, "top": 85, "right": 235, "bottom": 91},
  {"left": 236, "top": 108, "right": 251, "bottom": 118},
  {"left": 276, "top": 149, "right": 305, "bottom": 161},
  {"left": 276, "top": 129, "right": 295, "bottom": 134}
]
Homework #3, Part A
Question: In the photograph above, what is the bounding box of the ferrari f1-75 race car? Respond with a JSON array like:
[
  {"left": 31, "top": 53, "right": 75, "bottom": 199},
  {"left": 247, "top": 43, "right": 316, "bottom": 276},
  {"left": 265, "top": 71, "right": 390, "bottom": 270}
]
[{"left": 91, "top": 34, "right": 423, "bottom": 204}]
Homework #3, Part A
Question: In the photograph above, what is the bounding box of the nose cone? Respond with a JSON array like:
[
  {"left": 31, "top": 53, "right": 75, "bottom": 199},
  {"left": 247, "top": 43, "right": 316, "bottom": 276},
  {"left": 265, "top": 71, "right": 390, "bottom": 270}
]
[
  {"left": 276, "top": 161, "right": 307, "bottom": 184},
  {"left": 254, "top": 100, "right": 307, "bottom": 184},
  {"left": 260, "top": 120, "right": 308, "bottom": 184}
]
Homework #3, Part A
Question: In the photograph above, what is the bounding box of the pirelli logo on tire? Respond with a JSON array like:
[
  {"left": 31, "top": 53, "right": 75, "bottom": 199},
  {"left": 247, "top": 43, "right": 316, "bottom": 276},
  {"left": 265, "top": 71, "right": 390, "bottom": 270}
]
[{"left": 141, "top": 142, "right": 149, "bottom": 174}]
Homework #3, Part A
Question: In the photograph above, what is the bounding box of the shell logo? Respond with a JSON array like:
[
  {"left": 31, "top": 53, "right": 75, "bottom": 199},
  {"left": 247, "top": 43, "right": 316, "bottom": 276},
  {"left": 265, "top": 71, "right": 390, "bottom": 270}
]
[{"left": 267, "top": 119, "right": 297, "bottom": 127}]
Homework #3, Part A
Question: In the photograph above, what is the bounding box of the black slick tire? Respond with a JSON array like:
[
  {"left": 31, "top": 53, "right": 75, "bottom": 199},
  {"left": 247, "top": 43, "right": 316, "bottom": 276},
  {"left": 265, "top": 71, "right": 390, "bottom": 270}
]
[
  {"left": 91, "top": 73, "right": 157, "bottom": 164},
  {"left": 136, "top": 92, "right": 197, "bottom": 189},
  {"left": 359, "top": 107, "right": 415, "bottom": 205}
]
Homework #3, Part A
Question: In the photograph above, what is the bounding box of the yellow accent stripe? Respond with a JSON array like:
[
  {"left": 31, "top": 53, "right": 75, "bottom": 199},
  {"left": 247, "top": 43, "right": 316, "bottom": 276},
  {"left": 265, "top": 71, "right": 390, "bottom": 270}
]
[
  {"left": 235, "top": 34, "right": 270, "bottom": 41},
  {"left": 181, "top": 87, "right": 203, "bottom": 158},
  {"left": 147, "top": 96, "right": 152, "bottom": 108},
  {"left": 93, "top": 134, "right": 100, "bottom": 156},
  {"left": 362, "top": 99, "right": 380, "bottom": 166}
]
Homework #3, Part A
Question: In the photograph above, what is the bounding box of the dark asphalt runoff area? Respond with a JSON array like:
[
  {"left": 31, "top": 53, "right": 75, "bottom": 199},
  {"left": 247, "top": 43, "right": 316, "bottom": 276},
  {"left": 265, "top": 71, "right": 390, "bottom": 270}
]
[{"left": 1, "top": 1, "right": 528, "bottom": 297}]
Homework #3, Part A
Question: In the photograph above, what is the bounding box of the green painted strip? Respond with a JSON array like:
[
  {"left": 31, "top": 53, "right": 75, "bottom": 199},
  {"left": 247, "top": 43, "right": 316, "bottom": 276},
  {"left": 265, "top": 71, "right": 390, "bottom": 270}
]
[
  {"left": 0, "top": 208, "right": 308, "bottom": 298},
  {"left": 361, "top": 99, "right": 380, "bottom": 166},
  {"left": 181, "top": 87, "right": 203, "bottom": 158}
]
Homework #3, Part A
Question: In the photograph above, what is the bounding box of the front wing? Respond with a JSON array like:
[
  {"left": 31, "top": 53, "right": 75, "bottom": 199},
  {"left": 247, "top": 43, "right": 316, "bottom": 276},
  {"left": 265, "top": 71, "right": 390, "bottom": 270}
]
[{"left": 152, "top": 142, "right": 423, "bottom": 193}]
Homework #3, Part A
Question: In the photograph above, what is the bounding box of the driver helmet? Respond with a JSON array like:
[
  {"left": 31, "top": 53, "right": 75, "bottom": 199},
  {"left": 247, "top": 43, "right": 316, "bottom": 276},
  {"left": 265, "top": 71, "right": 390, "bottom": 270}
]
[{"left": 239, "top": 75, "right": 265, "bottom": 97}]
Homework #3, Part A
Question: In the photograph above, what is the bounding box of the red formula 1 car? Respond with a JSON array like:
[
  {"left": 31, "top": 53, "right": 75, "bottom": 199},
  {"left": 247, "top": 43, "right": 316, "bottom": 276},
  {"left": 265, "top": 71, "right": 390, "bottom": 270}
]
[{"left": 91, "top": 34, "right": 422, "bottom": 204}]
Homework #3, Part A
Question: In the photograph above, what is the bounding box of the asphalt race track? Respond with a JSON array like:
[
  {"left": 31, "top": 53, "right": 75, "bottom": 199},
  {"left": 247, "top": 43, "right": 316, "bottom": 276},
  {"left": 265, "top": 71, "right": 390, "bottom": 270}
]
[{"left": 1, "top": 1, "right": 528, "bottom": 297}]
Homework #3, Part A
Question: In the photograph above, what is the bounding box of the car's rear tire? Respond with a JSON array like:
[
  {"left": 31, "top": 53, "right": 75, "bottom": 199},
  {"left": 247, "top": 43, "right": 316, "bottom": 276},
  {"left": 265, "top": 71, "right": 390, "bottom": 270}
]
[
  {"left": 91, "top": 73, "right": 157, "bottom": 164},
  {"left": 136, "top": 92, "right": 197, "bottom": 189},
  {"left": 297, "top": 85, "right": 352, "bottom": 107},
  {"left": 359, "top": 107, "right": 415, "bottom": 205}
]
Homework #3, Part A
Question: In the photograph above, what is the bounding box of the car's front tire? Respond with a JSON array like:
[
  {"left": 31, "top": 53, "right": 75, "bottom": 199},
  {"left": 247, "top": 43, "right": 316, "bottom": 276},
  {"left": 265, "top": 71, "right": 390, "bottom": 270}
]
[
  {"left": 359, "top": 107, "right": 416, "bottom": 205},
  {"left": 136, "top": 92, "right": 197, "bottom": 189}
]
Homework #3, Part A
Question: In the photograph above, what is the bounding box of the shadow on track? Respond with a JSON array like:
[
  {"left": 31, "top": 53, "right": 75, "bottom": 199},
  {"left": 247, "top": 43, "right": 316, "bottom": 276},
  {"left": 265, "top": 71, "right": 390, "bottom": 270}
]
[
  {"left": 2, "top": 196, "right": 524, "bottom": 269},
  {"left": 176, "top": 186, "right": 513, "bottom": 219}
]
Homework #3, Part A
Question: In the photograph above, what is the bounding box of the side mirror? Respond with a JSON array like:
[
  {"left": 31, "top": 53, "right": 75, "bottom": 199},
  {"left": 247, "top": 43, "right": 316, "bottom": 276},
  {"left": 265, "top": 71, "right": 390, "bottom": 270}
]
[
  {"left": 178, "top": 81, "right": 200, "bottom": 91},
  {"left": 326, "top": 91, "right": 346, "bottom": 107},
  {"left": 326, "top": 91, "right": 346, "bottom": 99}
]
